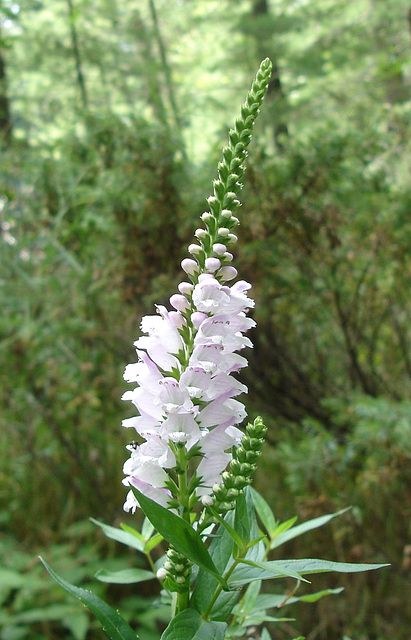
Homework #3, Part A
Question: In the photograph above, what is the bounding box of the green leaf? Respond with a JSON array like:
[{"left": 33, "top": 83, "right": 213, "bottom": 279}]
[
  {"left": 95, "top": 568, "right": 155, "bottom": 584},
  {"left": 90, "top": 518, "right": 145, "bottom": 552},
  {"left": 238, "top": 579, "right": 261, "bottom": 616},
  {"left": 130, "top": 486, "right": 228, "bottom": 589},
  {"left": 191, "top": 514, "right": 237, "bottom": 618},
  {"left": 231, "top": 558, "right": 388, "bottom": 585},
  {"left": 120, "top": 523, "right": 146, "bottom": 544},
  {"left": 62, "top": 611, "right": 89, "bottom": 640},
  {"left": 145, "top": 533, "right": 164, "bottom": 553},
  {"left": 232, "top": 558, "right": 308, "bottom": 586},
  {"left": 209, "top": 507, "right": 245, "bottom": 550},
  {"left": 297, "top": 587, "right": 344, "bottom": 603},
  {"left": 142, "top": 517, "right": 155, "bottom": 540},
  {"left": 251, "top": 587, "right": 344, "bottom": 611},
  {"left": 241, "top": 487, "right": 265, "bottom": 564},
  {"left": 0, "top": 568, "right": 43, "bottom": 589},
  {"left": 269, "top": 517, "right": 298, "bottom": 543},
  {"left": 270, "top": 508, "right": 351, "bottom": 549},
  {"left": 270, "top": 558, "right": 389, "bottom": 576},
  {"left": 249, "top": 487, "right": 277, "bottom": 537},
  {"left": 4, "top": 604, "right": 86, "bottom": 624},
  {"left": 260, "top": 629, "right": 273, "bottom": 640},
  {"left": 234, "top": 492, "right": 250, "bottom": 544},
  {"left": 39, "top": 557, "right": 139, "bottom": 640},
  {"left": 160, "top": 609, "right": 226, "bottom": 640}
]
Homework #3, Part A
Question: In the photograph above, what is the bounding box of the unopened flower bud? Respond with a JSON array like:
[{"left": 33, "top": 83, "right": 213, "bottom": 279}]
[
  {"left": 169, "top": 311, "right": 185, "bottom": 329},
  {"left": 181, "top": 258, "right": 199, "bottom": 275},
  {"left": 201, "top": 212, "right": 213, "bottom": 223},
  {"left": 201, "top": 494, "right": 214, "bottom": 506},
  {"left": 230, "top": 459, "right": 241, "bottom": 474},
  {"left": 223, "top": 192, "right": 238, "bottom": 207},
  {"left": 221, "top": 209, "right": 232, "bottom": 219},
  {"left": 198, "top": 273, "right": 214, "bottom": 282},
  {"left": 218, "top": 266, "right": 238, "bottom": 282},
  {"left": 156, "top": 568, "right": 168, "bottom": 580},
  {"left": 205, "top": 257, "right": 221, "bottom": 273},
  {"left": 175, "top": 576, "right": 186, "bottom": 584},
  {"left": 191, "top": 311, "right": 207, "bottom": 329},
  {"left": 178, "top": 282, "right": 194, "bottom": 295},
  {"left": 247, "top": 417, "right": 268, "bottom": 438},
  {"left": 218, "top": 228, "right": 230, "bottom": 237},
  {"left": 212, "top": 243, "right": 227, "bottom": 255},
  {"left": 194, "top": 228, "right": 208, "bottom": 240},
  {"left": 227, "top": 233, "right": 238, "bottom": 244},
  {"left": 222, "top": 252, "right": 233, "bottom": 262},
  {"left": 188, "top": 243, "right": 202, "bottom": 255},
  {"left": 170, "top": 294, "right": 190, "bottom": 312}
]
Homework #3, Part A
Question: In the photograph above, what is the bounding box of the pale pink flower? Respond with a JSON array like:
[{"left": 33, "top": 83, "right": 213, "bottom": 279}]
[
  {"left": 122, "top": 251, "right": 255, "bottom": 509},
  {"left": 196, "top": 424, "right": 243, "bottom": 496}
]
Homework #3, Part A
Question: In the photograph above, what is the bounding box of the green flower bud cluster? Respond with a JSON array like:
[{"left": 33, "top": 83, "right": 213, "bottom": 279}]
[
  {"left": 187, "top": 58, "right": 272, "bottom": 275},
  {"left": 211, "top": 417, "right": 267, "bottom": 514},
  {"left": 160, "top": 546, "right": 192, "bottom": 593}
]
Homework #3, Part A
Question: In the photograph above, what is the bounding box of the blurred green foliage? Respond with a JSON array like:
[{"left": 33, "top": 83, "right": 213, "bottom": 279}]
[{"left": 1, "top": 0, "right": 411, "bottom": 638}]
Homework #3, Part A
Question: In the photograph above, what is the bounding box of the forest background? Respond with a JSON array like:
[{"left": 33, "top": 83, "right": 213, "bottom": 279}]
[{"left": 1, "top": 0, "right": 411, "bottom": 639}]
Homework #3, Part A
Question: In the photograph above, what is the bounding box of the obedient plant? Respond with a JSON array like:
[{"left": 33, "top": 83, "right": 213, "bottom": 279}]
[{"left": 41, "top": 59, "right": 387, "bottom": 640}]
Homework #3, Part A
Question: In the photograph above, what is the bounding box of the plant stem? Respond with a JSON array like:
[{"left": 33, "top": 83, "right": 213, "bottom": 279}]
[
  {"left": 202, "top": 556, "right": 242, "bottom": 621},
  {"left": 175, "top": 444, "right": 192, "bottom": 612}
]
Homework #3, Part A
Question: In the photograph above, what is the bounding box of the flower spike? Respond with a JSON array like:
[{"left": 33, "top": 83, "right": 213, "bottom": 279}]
[{"left": 122, "top": 60, "right": 272, "bottom": 518}]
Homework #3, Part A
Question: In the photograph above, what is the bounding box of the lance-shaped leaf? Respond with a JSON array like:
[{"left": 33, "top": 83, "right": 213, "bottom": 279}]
[
  {"left": 90, "top": 518, "right": 145, "bottom": 552},
  {"left": 249, "top": 586, "right": 344, "bottom": 612},
  {"left": 230, "top": 557, "right": 388, "bottom": 586},
  {"left": 95, "top": 568, "right": 155, "bottom": 584},
  {"left": 160, "top": 608, "right": 227, "bottom": 640},
  {"left": 269, "top": 508, "right": 351, "bottom": 549},
  {"left": 249, "top": 487, "right": 276, "bottom": 537},
  {"left": 231, "top": 558, "right": 308, "bottom": 587},
  {"left": 130, "top": 486, "right": 228, "bottom": 589},
  {"left": 267, "top": 558, "right": 389, "bottom": 576},
  {"left": 39, "top": 557, "right": 139, "bottom": 640}
]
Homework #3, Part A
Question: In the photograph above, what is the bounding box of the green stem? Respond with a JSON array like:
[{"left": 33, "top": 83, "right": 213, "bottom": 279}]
[
  {"left": 175, "top": 444, "right": 192, "bottom": 612},
  {"left": 145, "top": 550, "right": 157, "bottom": 575},
  {"left": 202, "top": 556, "right": 242, "bottom": 621},
  {"left": 176, "top": 587, "right": 190, "bottom": 615}
]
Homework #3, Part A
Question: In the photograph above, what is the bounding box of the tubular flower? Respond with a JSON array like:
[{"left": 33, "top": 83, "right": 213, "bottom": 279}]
[{"left": 121, "top": 57, "right": 273, "bottom": 513}]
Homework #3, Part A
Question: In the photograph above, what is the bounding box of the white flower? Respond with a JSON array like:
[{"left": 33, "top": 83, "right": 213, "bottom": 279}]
[
  {"left": 196, "top": 424, "right": 243, "bottom": 496},
  {"left": 122, "top": 262, "right": 255, "bottom": 509}
]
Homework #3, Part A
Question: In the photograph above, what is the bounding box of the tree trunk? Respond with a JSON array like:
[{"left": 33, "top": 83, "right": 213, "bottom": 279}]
[
  {"left": 66, "top": 0, "right": 89, "bottom": 110},
  {"left": 0, "top": 40, "right": 12, "bottom": 144},
  {"left": 252, "top": 0, "right": 289, "bottom": 149}
]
